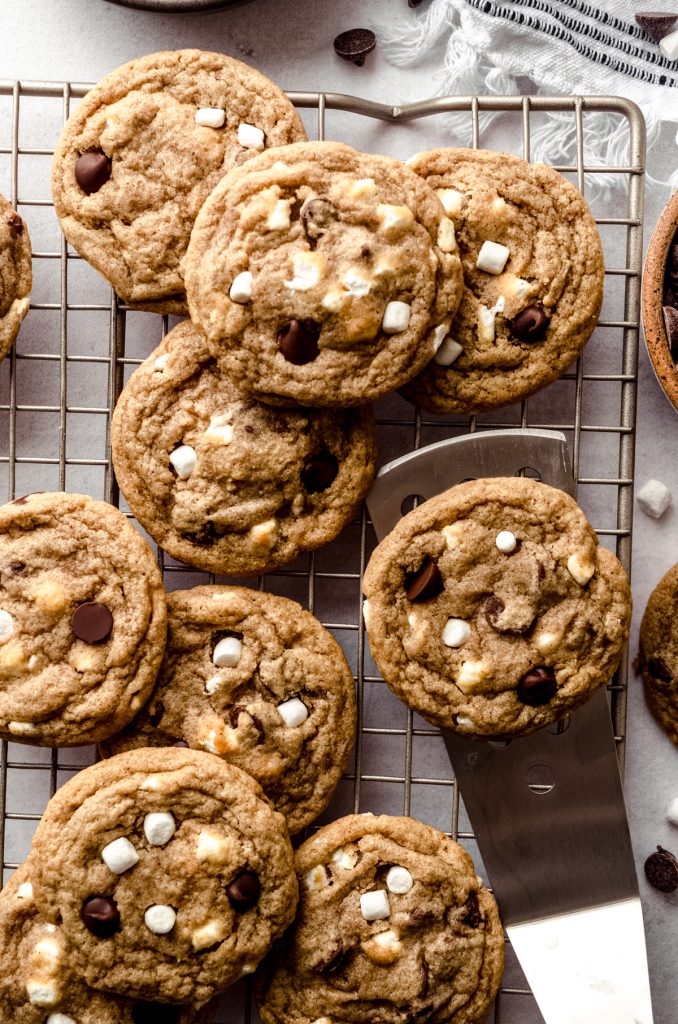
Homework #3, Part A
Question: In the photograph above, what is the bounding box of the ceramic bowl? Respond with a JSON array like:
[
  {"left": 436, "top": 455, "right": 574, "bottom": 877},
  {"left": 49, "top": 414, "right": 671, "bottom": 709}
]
[
  {"left": 103, "top": 0, "right": 254, "bottom": 11},
  {"left": 642, "top": 189, "right": 678, "bottom": 411}
]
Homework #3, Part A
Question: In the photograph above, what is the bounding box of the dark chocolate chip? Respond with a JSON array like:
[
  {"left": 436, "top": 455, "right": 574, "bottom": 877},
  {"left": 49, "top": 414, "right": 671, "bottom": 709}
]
[
  {"left": 277, "top": 319, "right": 320, "bottom": 365},
  {"left": 461, "top": 892, "right": 481, "bottom": 927},
  {"left": 648, "top": 656, "right": 672, "bottom": 683},
  {"left": 71, "top": 602, "right": 113, "bottom": 644},
  {"left": 75, "top": 149, "right": 112, "bottom": 195},
  {"left": 644, "top": 845, "right": 678, "bottom": 892},
  {"left": 313, "top": 944, "right": 352, "bottom": 974},
  {"left": 333, "top": 28, "right": 377, "bottom": 66},
  {"left": 405, "top": 558, "right": 444, "bottom": 602},
  {"left": 484, "top": 595, "right": 533, "bottom": 636},
  {"left": 635, "top": 12, "right": 678, "bottom": 42},
  {"left": 510, "top": 306, "right": 549, "bottom": 343},
  {"left": 663, "top": 305, "right": 678, "bottom": 362},
  {"left": 81, "top": 895, "right": 120, "bottom": 937},
  {"left": 149, "top": 702, "right": 165, "bottom": 727},
  {"left": 226, "top": 870, "right": 260, "bottom": 911},
  {"left": 7, "top": 212, "right": 23, "bottom": 238},
  {"left": 517, "top": 666, "right": 557, "bottom": 706},
  {"left": 300, "top": 197, "right": 339, "bottom": 241},
  {"left": 301, "top": 452, "right": 339, "bottom": 493},
  {"left": 172, "top": 739, "right": 190, "bottom": 748},
  {"left": 9, "top": 560, "right": 25, "bottom": 573},
  {"left": 185, "top": 521, "right": 219, "bottom": 546},
  {"left": 132, "top": 1001, "right": 182, "bottom": 1024}
]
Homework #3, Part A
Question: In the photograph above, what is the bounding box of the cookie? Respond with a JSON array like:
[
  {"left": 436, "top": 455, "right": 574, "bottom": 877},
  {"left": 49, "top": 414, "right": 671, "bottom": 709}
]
[
  {"left": 0, "top": 864, "right": 215, "bottom": 1023},
  {"left": 362, "top": 477, "right": 631, "bottom": 737},
  {"left": 29, "top": 747, "right": 298, "bottom": 1005},
  {"left": 638, "top": 562, "right": 678, "bottom": 745},
  {"left": 51, "top": 49, "right": 306, "bottom": 314},
  {"left": 102, "top": 585, "right": 356, "bottom": 836},
  {"left": 111, "top": 320, "right": 377, "bottom": 576},
  {"left": 401, "top": 148, "right": 604, "bottom": 413},
  {"left": 256, "top": 813, "right": 504, "bottom": 1024},
  {"left": 0, "top": 491, "right": 167, "bottom": 747},
  {"left": 184, "top": 140, "right": 464, "bottom": 407},
  {"left": 0, "top": 193, "right": 31, "bottom": 361}
]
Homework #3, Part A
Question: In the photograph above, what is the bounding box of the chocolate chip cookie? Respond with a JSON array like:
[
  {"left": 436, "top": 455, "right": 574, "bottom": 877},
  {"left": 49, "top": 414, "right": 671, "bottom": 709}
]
[
  {"left": 102, "top": 585, "right": 356, "bottom": 835},
  {"left": 29, "top": 747, "right": 298, "bottom": 1005},
  {"left": 111, "top": 321, "right": 376, "bottom": 576},
  {"left": 256, "top": 813, "right": 504, "bottom": 1024},
  {"left": 638, "top": 562, "right": 678, "bottom": 745},
  {"left": 184, "top": 140, "right": 464, "bottom": 406},
  {"left": 402, "top": 148, "right": 604, "bottom": 413},
  {"left": 0, "top": 864, "right": 215, "bottom": 1023},
  {"left": 362, "top": 477, "right": 631, "bottom": 737},
  {"left": 0, "top": 491, "right": 167, "bottom": 747},
  {"left": 0, "top": 193, "right": 31, "bottom": 361},
  {"left": 52, "top": 49, "right": 306, "bottom": 314}
]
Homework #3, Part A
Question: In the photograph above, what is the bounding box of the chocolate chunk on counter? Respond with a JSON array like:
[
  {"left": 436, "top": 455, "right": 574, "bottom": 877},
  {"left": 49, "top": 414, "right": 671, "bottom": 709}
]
[
  {"left": 334, "top": 28, "right": 377, "bottom": 66},
  {"left": 644, "top": 845, "right": 678, "bottom": 892},
  {"left": 635, "top": 12, "right": 678, "bottom": 43}
]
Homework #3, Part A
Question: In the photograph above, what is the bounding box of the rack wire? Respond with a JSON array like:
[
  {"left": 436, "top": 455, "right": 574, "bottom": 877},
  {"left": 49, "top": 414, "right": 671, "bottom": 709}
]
[{"left": 0, "top": 83, "right": 645, "bottom": 1023}]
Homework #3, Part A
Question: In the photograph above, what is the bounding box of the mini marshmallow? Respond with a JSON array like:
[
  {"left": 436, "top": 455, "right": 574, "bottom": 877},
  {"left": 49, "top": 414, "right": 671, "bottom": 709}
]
[
  {"left": 360, "top": 888, "right": 390, "bottom": 921},
  {"left": 250, "top": 519, "right": 278, "bottom": 547},
  {"left": 535, "top": 632, "right": 559, "bottom": 655},
  {"left": 476, "top": 240, "right": 510, "bottom": 275},
  {"left": 196, "top": 829, "right": 231, "bottom": 864},
  {"left": 432, "top": 321, "right": 452, "bottom": 352},
  {"left": 442, "top": 618, "right": 471, "bottom": 649},
  {"left": 305, "top": 864, "right": 328, "bottom": 890},
  {"left": 455, "top": 715, "right": 476, "bottom": 730},
  {"left": 667, "top": 797, "right": 678, "bottom": 826},
  {"left": 267, "top": 198, "right": 291, "bottom": 230},
  {"left": 377, "top": 203, "right": 414, "bottom": 232},
  {"left": 456, "top": 660, "right": 487, "bottom": 694},
  {"left": 195, "top": 107, "right": 226, "bottom": 128},
  {"left": 47, "top": 1015, "right": 77, "bottom": 1024},
  {"left": 205, "top": 674, "right": 222, "bottom": 695},
  {"left": 169, "top": 444, "right": 197, "bottom": 480},
  {"left": 0, "top": 610, "right": 14, "bottom": 643},
  {"left": 101, "top": 836, "right": 139, "bottom": 875},
  {"left": 342, "top": 268, "right": 372, "bottom": 296},
  {"left": 285, "top": 251, "right": 324, "bottom": 291},
  {"left": 437, "top": 217, "right": 457, "bottom": 252},
  {"left": 322, "top": 288, "right": 348, "bottom": 313},
  {"left": 144, "top": 905, "right": 176, "bottom": 935},
  {"left": 386, "top": 865, "right": 413, "bottom": 894},
  {"left": 144, "top": 812, "right": 175, "bottom": 847},
  {"left": 434, "top": 337, "right": 463, "bottom": 366},
  {"left": 154, "top": 353, "right": 169, "bottom": 371},
  {"left": 660, "top": 26, "right": 678, "bottom": 60},
  {"left": 637, "top": 479, "right": 672, "bottom": 519},
  {"left": 477, "top": 305, "right": 496, "bottom": 344},
  {"left": 26, "top": 981, "right": 58, "bottom": 1007},
  {"left": 213, "top": 636, "right": 242, "bottom": 668},
  {"left": 277, "top": 697, "right": 308, "bottom": 727},
  {"left": 237, "top": 122, "right": 265, "bottom": 150},
  {"left": 229, "top": 270, "right": 253, "bottom": 303},
  {"left": 382, "top": 301, "right": 411, "bottom": 334},
  {"left": 362, "top": 929, "right": 403, "bottom": 964},
  {"left": 436, "top": 188, "right": 464, "bottom": 216},
  {"left": 332, "top": 845, "right": 358, "bottom": 869},
  {"left": 495, "top": 530, "right": 517, "bottom": 553},
  {"left": 18, "top": 880, "right": 33, "bottom": 900},
  {"left": 8, "top": 721, "right": 37, "bottom": 736}
]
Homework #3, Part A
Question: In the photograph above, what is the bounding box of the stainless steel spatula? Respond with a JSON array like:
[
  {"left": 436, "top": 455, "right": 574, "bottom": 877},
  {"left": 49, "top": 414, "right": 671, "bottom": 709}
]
[{"left": 366, "top": 428, "right": 653, "bottom": 1024}]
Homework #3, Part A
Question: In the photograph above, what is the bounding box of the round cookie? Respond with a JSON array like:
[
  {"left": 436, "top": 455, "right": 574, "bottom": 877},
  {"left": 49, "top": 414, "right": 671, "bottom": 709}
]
[
  {"left": 51, "top": 49, "right": 306, "bottom": 314},
  {"left": 29, "top": 747, "right": 298, "bottom": 1005},
  {"left": 638, "top": 562, "right": 678, "bottom": 745},
  {"left": 401, "top": 148, "right": 604, "bottom": 413},
  {"left": 111, "top": 320, "right": 377, "bottom": 576},
  {"left": 362, "top": 477, "right": 631, "bottom": 737},
  {"left": 184, "top": 140, "right": 464, "bottom": 407},
  {"left": 102, "top": 585, "right": 356, "bottom": 836},
  {"left": 0, "top": 193, "right": 31, "bottom": 361},
  {"left": 0, "top": 491, "right": 167, "bottom": 747},
  {"left": 0, "top": 864, "right": 215, "bottom": 1024},
  {"left": 256, "top": 813, "right": 504, "bottom": 1024}
]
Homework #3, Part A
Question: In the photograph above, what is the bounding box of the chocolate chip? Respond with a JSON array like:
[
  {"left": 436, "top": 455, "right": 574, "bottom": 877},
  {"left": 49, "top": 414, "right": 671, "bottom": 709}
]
[
  {"left": 226, "top": 871, "right": 260, "bottom": 911},
  {"left": 461, "top": 892, "right": 481, "bottom": 927},
  {"left": 81, "top": 895, "right": 120, "bottom": 937},
  {"left": 71, "top": 602, "right": 113, "bottom": 644},
  {"left": 9, "top": 561, "right": 25, "bottom": 573},
  {"left": 663, "top": 306, "right": 678, "bottom": 362},
  {"left": 172, "top": 739, "right": 190, "bottom": 748},
  {"left": 185, "top": 521, "right": 219, "bottom": 546},
  {"left": 75, "top": 149, "right": 112, "bottom": 195},
  {"left": 510, "top": 306, "right": 549, "bottom": 343},
  {"left": 635, "top": 12, "right": 678, "bottom": 42},
  {"left": 300, "top": 198, "right": 338, "bottom": 241},
  {"left": 644, "top": 846, "right": 678, "bottom": 892},
  {"left": 7, "top": 212, "right": 23, "bottom": 238},
  {"left": 405, "top": 558, "right": 444, "bottom": 602},
  {"left": 484, "top": 595, "right": 533, "bottom": 636},
  {"left": 517, "top": 666, "right": 557, "bottom": 706},
  {"left": 333, "top": 28, "right": 377, "bottom": 66},
  {"left": 132, "top": 1002, "right": 182, "bottom": 1024},
  {"left": 301, "top": 452, "right": 339, "bottom": 493},
  {"left": 149, "top": 702, "right": 165, "bottom": 727},
  {"left": 313, "top": 944, "right": 351, "bottom": 974},
  {"left": 277, "top": 319, "right": 320, "bottom": 365},
  {"left": 648, "top": 656, "right": 672, "bottom": 683}
]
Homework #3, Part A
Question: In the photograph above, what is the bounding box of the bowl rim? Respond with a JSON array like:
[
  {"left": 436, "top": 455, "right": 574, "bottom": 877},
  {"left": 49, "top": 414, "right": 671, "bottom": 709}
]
[
  {"left": 102, "top": 0, "right": 252, "bottom": 11},
  {"left": 641, "top": 189, "right": 678, "bottom": 412}
]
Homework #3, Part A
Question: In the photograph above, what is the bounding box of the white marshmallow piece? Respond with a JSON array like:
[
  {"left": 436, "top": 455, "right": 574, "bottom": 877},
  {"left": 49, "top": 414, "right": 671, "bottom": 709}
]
[
  {"left": 495, "top": 530, "right": 517, "bottom": 554},
  {"left": 203, "top": 412, "right": 234, "bottom": 446},
  {"left": 360, "top": 889, "right": 391, "bottom": 921},
  {"left": 377, "top": 203, "right": 414, "bottom": 233},
  {"left": 101, "top": 836, "right": 139, "bottom": 875},
  {"left": 432, "top": 321, "right": 452, "bottom": 353},
  {"left": 195, "top": 107, "right": 226, "bottom": 128},
  {"left": 267, "top": 198, "right": 291, "bottom": 231},
  {"left": 434, "top": 337, "right": 463, "bottom": 366},
  {"left": 456, "top": 660, "right": 487, "bottom": 694},
  {"left": 442, "top": 618, "right": 471, "bottom": 649},
  {"left": 455, "top": 715, "right": 476, "bottom": 730},
  {"left": 0, "top": 610, "right": 14, "bottom": 643},
  {"left": 476, "top": 240, "right": 510, "bottom": 275},
  {"left": 277, "top": 697, "right": 308, "bottom": 728},
  {"left": 229, "top": 270, "right": 253, "bottom": 304},
  {"left": 213, "top": 636, "right": 242, "bottom": 668},
  {"left": 342, "top": 268, "right": 372, "bottom": 296},
  {"left": 26, "top": 981, "right": 58, "bottom": 1007},
  {"left": 386, "top": 865, "right": 413, "bottom": 894},
  {"left": 666, "top": 797, "right": 678, "bottom": 826},
  {"left": 144, "top": 905, "right": 176, "bottom": 935},
  {"left": 18, "top": 880, "right": 33, "bottom": 900},
  {"left": 305, "top": 864, "right": 328, "bottom": 891},
  {"left": 169, "top": 444, "right": 197, "bottom": 480},
  {"left": 660, "top": 26, "right": 678, "bottom": 61},
  {"left": 362, "top": 599, "right": 371, "bottom": 627},
  {"left": 637, "top": 479, "right": 672, "bottom": 519},
  {"left": 237, "top": 122, "right": 265, "bottom": 150},
  {"left": 285, "top": 251, "right": 324, "bottom": 292},
  {"left": 477, "top": 305, "right": 496, "bottom": 344},
  {"left": 47, "top": 1015, "right": 77, "bottom": 1024},
  {"left": 382, "top": 301, "right": 411, "bottom": 335},
  {"left": 143, "top": 812, "right": 176, "bottom": 847},
  {"left": 436, "top": 188, "right": 464, "bottom": 217},
  {"left": 153, "top": 353, "right": 169, "bottom": 372}
]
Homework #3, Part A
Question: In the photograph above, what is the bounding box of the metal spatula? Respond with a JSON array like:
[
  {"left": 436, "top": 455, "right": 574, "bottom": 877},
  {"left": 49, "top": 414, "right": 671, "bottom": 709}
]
[{"left": 366, "top": 427, "right": 653, "bottom": 1024}]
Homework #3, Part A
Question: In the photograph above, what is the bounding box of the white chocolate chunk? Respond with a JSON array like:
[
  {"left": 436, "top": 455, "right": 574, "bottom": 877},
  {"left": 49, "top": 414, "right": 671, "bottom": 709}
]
[
  {"left": 495, "top": 530, "right": 517, "bottom": 553},
  {"left": 346, "top": 177, "right": 376, "bottom": 199},
  {"left": 361, "top": 928, "right": 403, "bottom": 964},
  {"left": 26, "top": 981, "right": 58, "bottom": 1007},
  {"left": 33, "top": 935, "right": 61, "bottom": 963},
  {"left": 311, "top": 1019, "right": 333, "bottom": 1024},
  {"left": 285, "top": 250, "right": 325, "bottom": 291},
  {"left": 169, "top": 444, "right": 197, "bottom": 480},
  {"left": 374, "top": 253, "right": 397, "bottom": 277},
  {"left": 229, "top": 270, "right": 253, "bottom": 303},
  {"left": 360, "top": 889, "right": 390, "bottom": 921},
  {"left": 362, "top": 599, "right": 371, "bottom": 627},
  {"left": 192, "top": 918, "right": 227, "bottom": 951},
  {"left": 240, "top": 963, "right": 257, "bottom": 975},
  {"left": 503, "top": 274, "right": 535, "bottom": 304},
  {"left": 342, "top": 268, "right": 372, "bottom": 296},
  {"left": 153, "top": 353, "right": 169, "bottom": 372},
  {"left": 476, "top": 240, "right": 510, "bottom": 275},
  {"left": 436, "top": 188, "right": 464, "bottom": 216},
  {"left": 8, "top": 720, "right": 37, "bottom": 735},
  {"left": 33, "top": 580, "right": 69, "bottom": 614},
  {"left": 332, "top": 845, "right": 358, "bottom": 870},
  {"left": 102, "top": 836, "right": 139, "bottom": 875},
  {"left": 0, "top": 609, "right": 14, "bottom": 643},
  {"left": 456, "top": 660, "right": 488, "bottom": 694},
  {"left": 196, "top": 829, "right": 231, "bottom": 864},
  {"left": 442, "top": 618, "right": 471, "bottom": 649},
  {"left": 144, "top": 812, "right": 175, "bottom": 847},
  {"left": 237, "top": 122, "right": 265, "bottom": 150},
  {"left": 477, "top": 304, "right": 496, "bottom": 344},
  {"left": 204, "top": 412, "right": 234, "bottom": 445},
  {"left": 489, "top": 295, "right": 506, "bottom": 316},
  {"left": 442, "top": 522, "right": 465, "bottom": 549},
  {"left": 305, "top": 864, "right": 329, "bottom": 891},
  {"left": 666, "top": 797, "right": 678, "bottom": 826},
  {"left": 140, "top": 774, "right": 165, "bottom": 791},
  {"left": 18, "top": 880, "right": 33, "bottom": 900},
  {"left": 271, "top": 160, "right": 289, "bottom": 171},
  {"left": 322, "top": 288, "right": 349, "bottom": 313},
  {"left": 455, "top": 715, "right": 476, "bottom": 730},
  {"left": 434, "top": 337, "right": 463, "bottom": 366},
  {"left": 205, "top": 674, "right": 223, "bottom": 695},
  {"left": 47, "top": 1015, "right": 77, "bottom": 1024},
  {"left": 267, "top": 198, "right": 291, "bottom": 230},
  {"left": 437, "top": 217, "right": 457, "bottom": 252},
  {"left": 660, "top": 26, "right": 678, "bottom": 60},
  {"left": 382, "top": 300, "right": 411, "bottom": 334},
  {"left": 28, "top": 654, "right": 39, "bottom": 671},
  {"left": 277, "top": 697, "right": 308, "bottom": 727},
  {"left": 432, "top": 320, "right": 452, "bottom": 352},
  {"left": 386, "top": 865, "right": 413, "bottom": 894},
  {"left": 213, "top": 636, "right": 242, "bottom": 667},
  {"left": 249, "top": 519, "right": 278, "bottom": 547},
  {"left": 637, "top": 478, "right": 672, "bottom": 519},
  {"left": 567, "top": 552, "right": 595, "bottom": 586},
  {"left": 377, "top": 203, "right": 414, "bottom": 233},
  {"left": 492, "top": 196, "right": 507, "bottom": 214},
  {"left": 195, "top": 107, "right": 226, "bottom": 128},
  {"left": 144, "top": 905, "right": 176, "bottom": 935}
]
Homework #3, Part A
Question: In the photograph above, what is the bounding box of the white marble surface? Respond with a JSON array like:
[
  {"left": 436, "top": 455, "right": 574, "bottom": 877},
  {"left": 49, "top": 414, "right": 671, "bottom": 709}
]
[{"left": 2, "top": 1, "right": 678, "bottom": 1022}]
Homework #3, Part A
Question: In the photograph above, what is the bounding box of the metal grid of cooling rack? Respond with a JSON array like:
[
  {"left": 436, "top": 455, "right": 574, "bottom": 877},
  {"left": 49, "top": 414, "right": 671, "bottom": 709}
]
[{"left": 0, "top": 84, "right": 645, "bottom": 1023}]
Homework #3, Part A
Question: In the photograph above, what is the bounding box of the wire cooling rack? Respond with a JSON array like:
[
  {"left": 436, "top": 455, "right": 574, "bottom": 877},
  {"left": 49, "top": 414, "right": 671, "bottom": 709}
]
[{"left": 0, "top": 84, "right": 645, "bottom": 1024}]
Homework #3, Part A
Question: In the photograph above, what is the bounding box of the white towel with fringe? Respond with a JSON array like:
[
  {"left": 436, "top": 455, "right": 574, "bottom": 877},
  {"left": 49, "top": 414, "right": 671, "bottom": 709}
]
[{"left": 379, "top": 0, "right": 678, "bottom": 194}]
